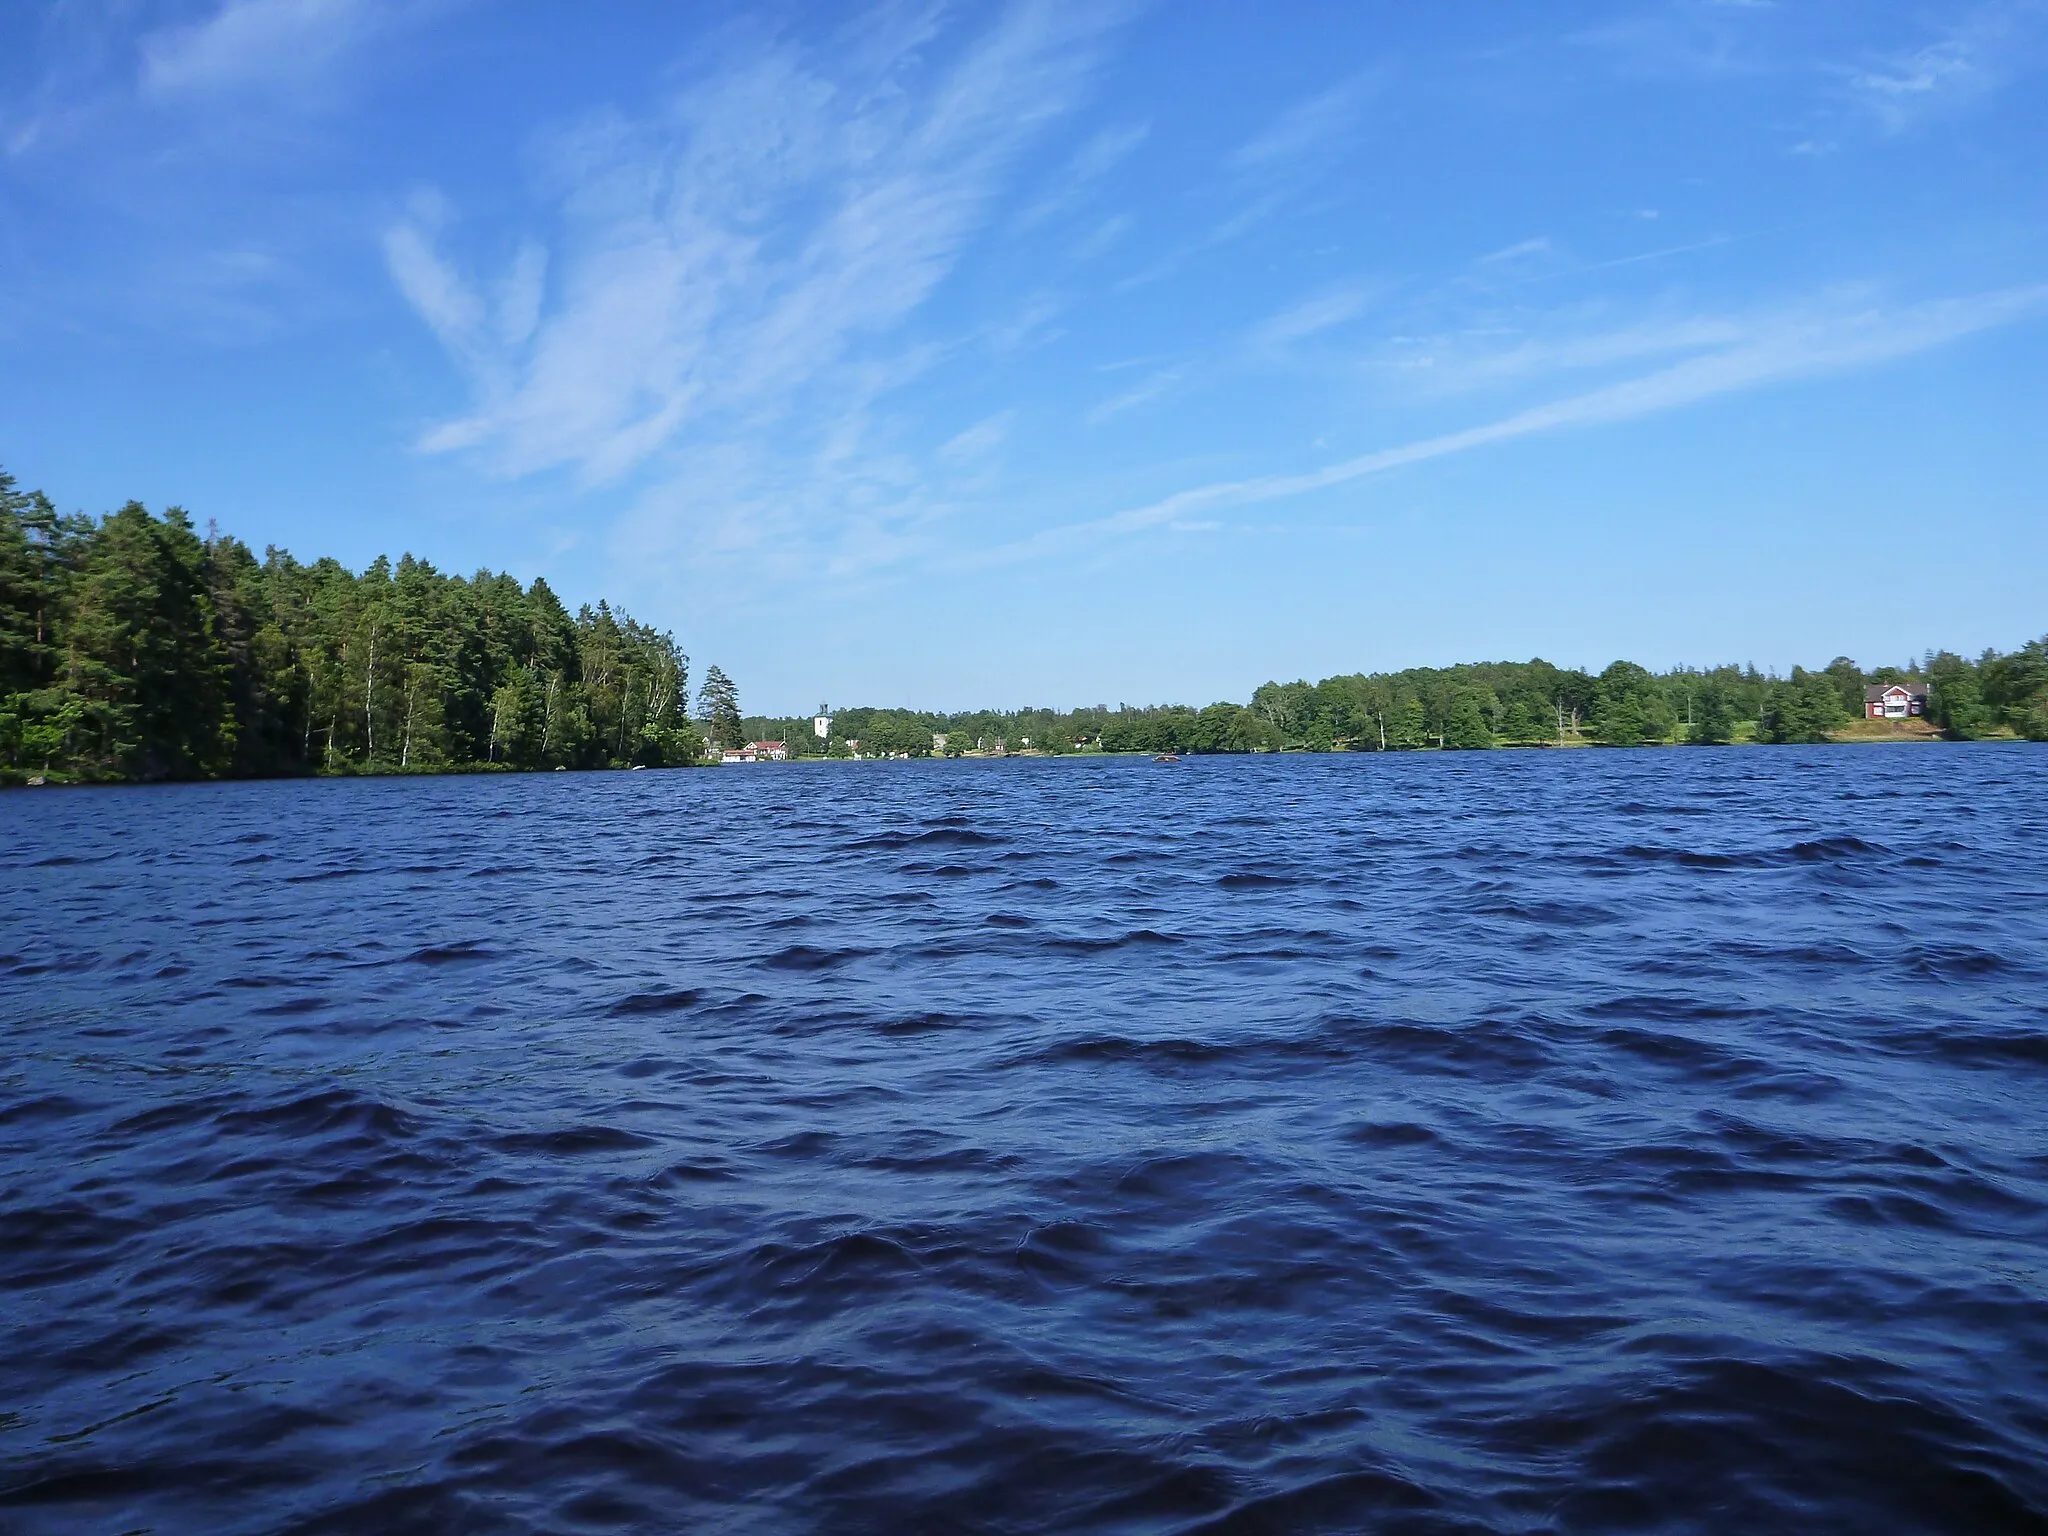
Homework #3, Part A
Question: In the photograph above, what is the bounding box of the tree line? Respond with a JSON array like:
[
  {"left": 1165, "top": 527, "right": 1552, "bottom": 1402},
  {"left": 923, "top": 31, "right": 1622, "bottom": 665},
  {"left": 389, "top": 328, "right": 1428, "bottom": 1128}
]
[
  {"left": 4, "top": 468, "right": 2041, "bottom": 782},
  {"left": 1236, "top": 652, "right": 2046, "bottom": 752},
  {"left": 740, "top": 640, "right": 2046, "bottom": 762},
  {"left": 1, "top": 471, "right": 707, "bottom": 782},
  {"left": 740, "top": 703, "right": 1290, "bottom": 759}
]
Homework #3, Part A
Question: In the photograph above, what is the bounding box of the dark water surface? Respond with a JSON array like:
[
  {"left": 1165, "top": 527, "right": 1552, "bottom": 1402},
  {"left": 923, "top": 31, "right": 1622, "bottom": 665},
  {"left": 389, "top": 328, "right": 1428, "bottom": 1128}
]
[{"left": 4, "top": 748, "right": 2046, "bottom": 1534}]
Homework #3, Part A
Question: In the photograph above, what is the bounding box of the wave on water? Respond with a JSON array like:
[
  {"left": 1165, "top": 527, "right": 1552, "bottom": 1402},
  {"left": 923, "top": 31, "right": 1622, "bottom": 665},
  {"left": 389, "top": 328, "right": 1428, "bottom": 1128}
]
[{"left": 2, "top": 746, "right": 2045, "bottom": 1533}]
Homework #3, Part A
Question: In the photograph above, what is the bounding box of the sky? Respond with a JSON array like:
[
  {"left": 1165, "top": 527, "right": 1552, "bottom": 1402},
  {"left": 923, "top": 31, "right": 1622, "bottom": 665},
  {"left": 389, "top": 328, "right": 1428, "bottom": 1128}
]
[{"left": 2, "top": 1, "right": 2044, "bottom": 713}]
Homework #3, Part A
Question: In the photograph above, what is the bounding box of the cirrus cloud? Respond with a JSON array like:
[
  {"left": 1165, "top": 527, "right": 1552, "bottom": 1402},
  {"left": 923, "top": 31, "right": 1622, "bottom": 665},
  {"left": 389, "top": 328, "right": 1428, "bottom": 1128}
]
[{"left": 388, "top": 1, "right": 1130, "bottom": 486}]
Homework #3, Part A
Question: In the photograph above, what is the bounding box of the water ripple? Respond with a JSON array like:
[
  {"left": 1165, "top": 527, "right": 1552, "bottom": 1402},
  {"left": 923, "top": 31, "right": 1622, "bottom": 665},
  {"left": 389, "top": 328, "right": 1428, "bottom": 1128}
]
[{"left": 2, "top": 746, "right": 2045, "bottom": 1533}]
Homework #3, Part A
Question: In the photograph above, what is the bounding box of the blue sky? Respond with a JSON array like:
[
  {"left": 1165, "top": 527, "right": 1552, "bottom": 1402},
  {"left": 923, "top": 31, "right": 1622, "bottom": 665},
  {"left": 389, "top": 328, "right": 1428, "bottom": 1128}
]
[{"left": 3, "top": 1, "right": 2044, "bottom": 712}]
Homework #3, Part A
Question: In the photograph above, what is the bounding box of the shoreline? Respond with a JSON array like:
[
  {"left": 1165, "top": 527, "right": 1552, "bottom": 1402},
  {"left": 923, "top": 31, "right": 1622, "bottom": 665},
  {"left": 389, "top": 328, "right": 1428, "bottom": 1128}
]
[{"left": 5, "top": 731, "right": 2028, "bottom": 789}]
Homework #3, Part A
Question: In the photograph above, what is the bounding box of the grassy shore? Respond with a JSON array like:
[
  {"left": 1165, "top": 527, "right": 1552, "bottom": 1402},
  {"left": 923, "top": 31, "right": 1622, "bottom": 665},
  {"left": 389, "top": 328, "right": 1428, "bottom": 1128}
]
[{"left": 1825, "top": 716, "right": 1946, "bottom": 742}]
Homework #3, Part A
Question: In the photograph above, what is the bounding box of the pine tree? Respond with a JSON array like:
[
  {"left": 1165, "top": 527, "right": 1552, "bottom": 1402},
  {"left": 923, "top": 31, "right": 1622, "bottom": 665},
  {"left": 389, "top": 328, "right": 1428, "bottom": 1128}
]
[
  {"left": 62, "top": 503, "right": 235, "bottom": 779},
  {"left": 1687, "top": 683, "right": 1735, "bottom": 745},
  {"left": 1444, "top": 694, "right": 1494, "bottom": 749},
  {"left": 0, "top": 469, "right": 39, "bottom": 698},
  {"left": 697, "top": 664, "right": 743, "bottom": 749}
]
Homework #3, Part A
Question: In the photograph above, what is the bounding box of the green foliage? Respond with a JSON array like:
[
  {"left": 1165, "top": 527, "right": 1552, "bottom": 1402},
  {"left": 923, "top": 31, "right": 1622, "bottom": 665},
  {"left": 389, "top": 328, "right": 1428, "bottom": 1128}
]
[
  {"left": 7, "top": 464, "right": 2042, "bottom": 783},
  {"left": 1758, "top": 667, "right": 1847, "bottom": 744},
  {"left": 1443, "top": 693, "right": 1494, "bottom": 749},
  {"left": 1238, "top": 647, "right": 2039, "bottom": 753},
  {"left": 1389, "top": 697, "right": 1427, "bottom": 749},
  {"left": 1686, "top": 681, "right": 1735, "bottom": 746},
  {"left": 1926, "top": 651, "right": 1992, "bottom": 738},
  {"left": 1238, "top": 659, "right": 1599, "bottom": 750},
  {"left": 697, "top": 664, "right": 743, "bottom": 750},
  {"left": 1090, "top": 703, "right": 1277, "bottom": 754},
  {"left": 0, "top": 466, "right": 700, "bottom": 782},
  {"left": 1822, "top": 656, "right": 1867, "bottom": 717},
  {"left": 1594, "top": 662, "right": 1676, "bottom": 746},
  {"left": 1987, "top": 637, "right": 2048, "bottom": 740},
  {"left": 658, "top": 637, "right": 2048, "bottom": 762},
  {"left": 59, "top": 503, "right": 236, "bottom": 779},
  {"left": 860, "top": 713, "right": 935, "bottom": 757}
]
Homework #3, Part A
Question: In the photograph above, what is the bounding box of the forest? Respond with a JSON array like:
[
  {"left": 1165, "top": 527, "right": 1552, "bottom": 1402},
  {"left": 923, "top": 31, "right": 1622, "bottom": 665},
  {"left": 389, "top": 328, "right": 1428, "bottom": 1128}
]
[
  {"left": 1, "top": 472, "right": 704, "bottom": 782},
  {"left": 4, "top": 471, "right": 2043, "bottom": 783},
  {"left": 750, "top": 638, "right": 2047, "bottom": 762}
]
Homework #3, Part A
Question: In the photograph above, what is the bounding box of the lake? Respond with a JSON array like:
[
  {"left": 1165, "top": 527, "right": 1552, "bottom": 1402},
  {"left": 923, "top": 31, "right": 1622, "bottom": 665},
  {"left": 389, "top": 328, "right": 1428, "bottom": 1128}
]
[{"left": 3, "top": 747, "right": 2045, "bottom": 1533}]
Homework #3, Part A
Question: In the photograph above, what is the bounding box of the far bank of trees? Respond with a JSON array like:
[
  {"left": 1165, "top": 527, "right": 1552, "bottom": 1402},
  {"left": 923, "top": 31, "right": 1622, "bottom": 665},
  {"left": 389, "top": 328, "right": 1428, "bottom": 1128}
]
[
  {"left": 5, "top": 464, "right": 2042, "bottom": 783},
  {"left": 739, "top": 703, "right": 1289, "bottom": 760},
  {"left": 742, "top": 643, "right": 2047, "bottom": 761},
  {"left": 1233, "top": 652, "right": 2048, "bottom": 752}
]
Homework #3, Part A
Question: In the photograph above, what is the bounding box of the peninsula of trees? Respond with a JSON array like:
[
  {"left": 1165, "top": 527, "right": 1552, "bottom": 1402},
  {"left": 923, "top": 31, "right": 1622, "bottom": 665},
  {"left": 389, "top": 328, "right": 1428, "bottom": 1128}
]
[
  {"left": 1, "top": 472, "right": 702, "bottom": 782},
  {"left": 3, "top": 474, "right": 2043, "bottom": 784}
]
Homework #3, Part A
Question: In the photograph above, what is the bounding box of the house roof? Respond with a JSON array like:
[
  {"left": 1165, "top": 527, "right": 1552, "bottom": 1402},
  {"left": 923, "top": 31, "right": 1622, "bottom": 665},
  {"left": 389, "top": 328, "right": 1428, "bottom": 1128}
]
[{"left": 1864, "top": 683, "right": 1927, "bottom": 701}]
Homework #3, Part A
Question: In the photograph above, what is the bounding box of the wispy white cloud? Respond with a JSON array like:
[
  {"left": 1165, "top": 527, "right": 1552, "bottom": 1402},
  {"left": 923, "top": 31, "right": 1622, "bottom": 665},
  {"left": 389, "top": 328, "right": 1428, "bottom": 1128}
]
[
  {"left": 1837, "top": 3, "right": 2044, "bottom": 131},
  {"left": 1082, "top": 282, "right": 1376, "bottom": 430},
  {"left": 383, "top": 193, "right": 479, "bottom": 341},
  {"left": 1070, "top": 213, "right": 1132, "bottom": 263},
  {"left": 1570, "top": 2, "right": 1774, "bottom": 80},
  {"left": 392, "top": 2, "right": 1126, "bottom": 492},
  {"left": 1246, "top": 286, "right": 1376, "bottom": 351},
  {"left": 1189, "top": 71, "right": 1384, "bottom": 249},
  {"left": 6, "top": 0, "right": 407, "bottom": 156},
  {"left": 938, "top": 411, "right": 1014, "bottom": 463},
  {"left": 1574, "top": 1, "right": 2041, "bottom": 139},
  {"left": 1227, "top": 76, "right": 1375, "bottom": 171},
  {"left": 2, "top": 0, "right": 427, "bottom": 175},
  {"left": 1014, "top": 119, "right": 1149, "bottom": 229},
  {"left": 1372, "top": 309, "right": 1749, "bottom": 395},
  {"left": 1477, "top": 237, "right": 1552, "bottom": 267},
  {"left": 1086, "top": 366, "right": 1183, "bottom": 426},
  {"left": 494, "top": 239, "right": 547, "bottom": 348},
  {"left": 1474, "top": 232, "right": 1753, "bottom": 293},
  {"left": 1849, "top": 46, "right": 1974, "bottom": 100},
  {"left": 983, "top": 290, "right": 1064, "bottom": 353},
  {"left": 980, "top": 283, "right": 2048, "bottom": 565},
  {"left": 140, "top": 0, "right": 413, "bottom": 100},
  {"left": 1070, "top": 119, "right": 1150, "bottom": 180}
]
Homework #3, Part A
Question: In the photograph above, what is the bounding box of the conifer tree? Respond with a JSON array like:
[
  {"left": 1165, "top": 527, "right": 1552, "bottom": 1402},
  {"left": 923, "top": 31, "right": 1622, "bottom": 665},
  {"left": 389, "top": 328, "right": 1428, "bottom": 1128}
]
[
  {"left": 1444, "top": 694, "right": 1494, "bottom": 749},
  {"left": 1687, "top": 683, "right": 1735, "bottom": 745},
  {"left": 697, "top": 664, "right": 743, "bottom": 749}
]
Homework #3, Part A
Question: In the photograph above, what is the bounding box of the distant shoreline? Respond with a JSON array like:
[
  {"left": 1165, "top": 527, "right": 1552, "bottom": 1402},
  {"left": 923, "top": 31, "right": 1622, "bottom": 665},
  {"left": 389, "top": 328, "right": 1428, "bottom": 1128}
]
[
  {"left": 5, "top": 477, "right": 2040, "bottom": 787},
  {"left": 10, "top": 729, "right": 2026, "bottom": 790}
]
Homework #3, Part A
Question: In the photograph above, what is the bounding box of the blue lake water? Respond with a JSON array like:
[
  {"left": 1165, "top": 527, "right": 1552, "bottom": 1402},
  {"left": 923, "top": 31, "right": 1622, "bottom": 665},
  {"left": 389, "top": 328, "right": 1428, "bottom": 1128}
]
[{"left": 3, "top": 747, "right": 2046, "bottom": 1534}]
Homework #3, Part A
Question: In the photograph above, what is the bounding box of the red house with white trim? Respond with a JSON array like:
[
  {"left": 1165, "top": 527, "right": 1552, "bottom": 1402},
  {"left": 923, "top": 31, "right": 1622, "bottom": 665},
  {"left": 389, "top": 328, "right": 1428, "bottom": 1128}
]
[{"left": 1864, "top": 684, "right": 1928, "bottom": 720}]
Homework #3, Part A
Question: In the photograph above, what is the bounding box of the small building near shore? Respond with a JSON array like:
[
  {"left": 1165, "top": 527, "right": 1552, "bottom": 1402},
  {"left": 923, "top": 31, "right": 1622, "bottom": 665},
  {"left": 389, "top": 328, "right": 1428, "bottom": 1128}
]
[
  {"left": 1865, "top": 683, "right": 1929, "bottom": 720},
  {"left": 720, "top": 741, "right": 788, "bottom": 763}
]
